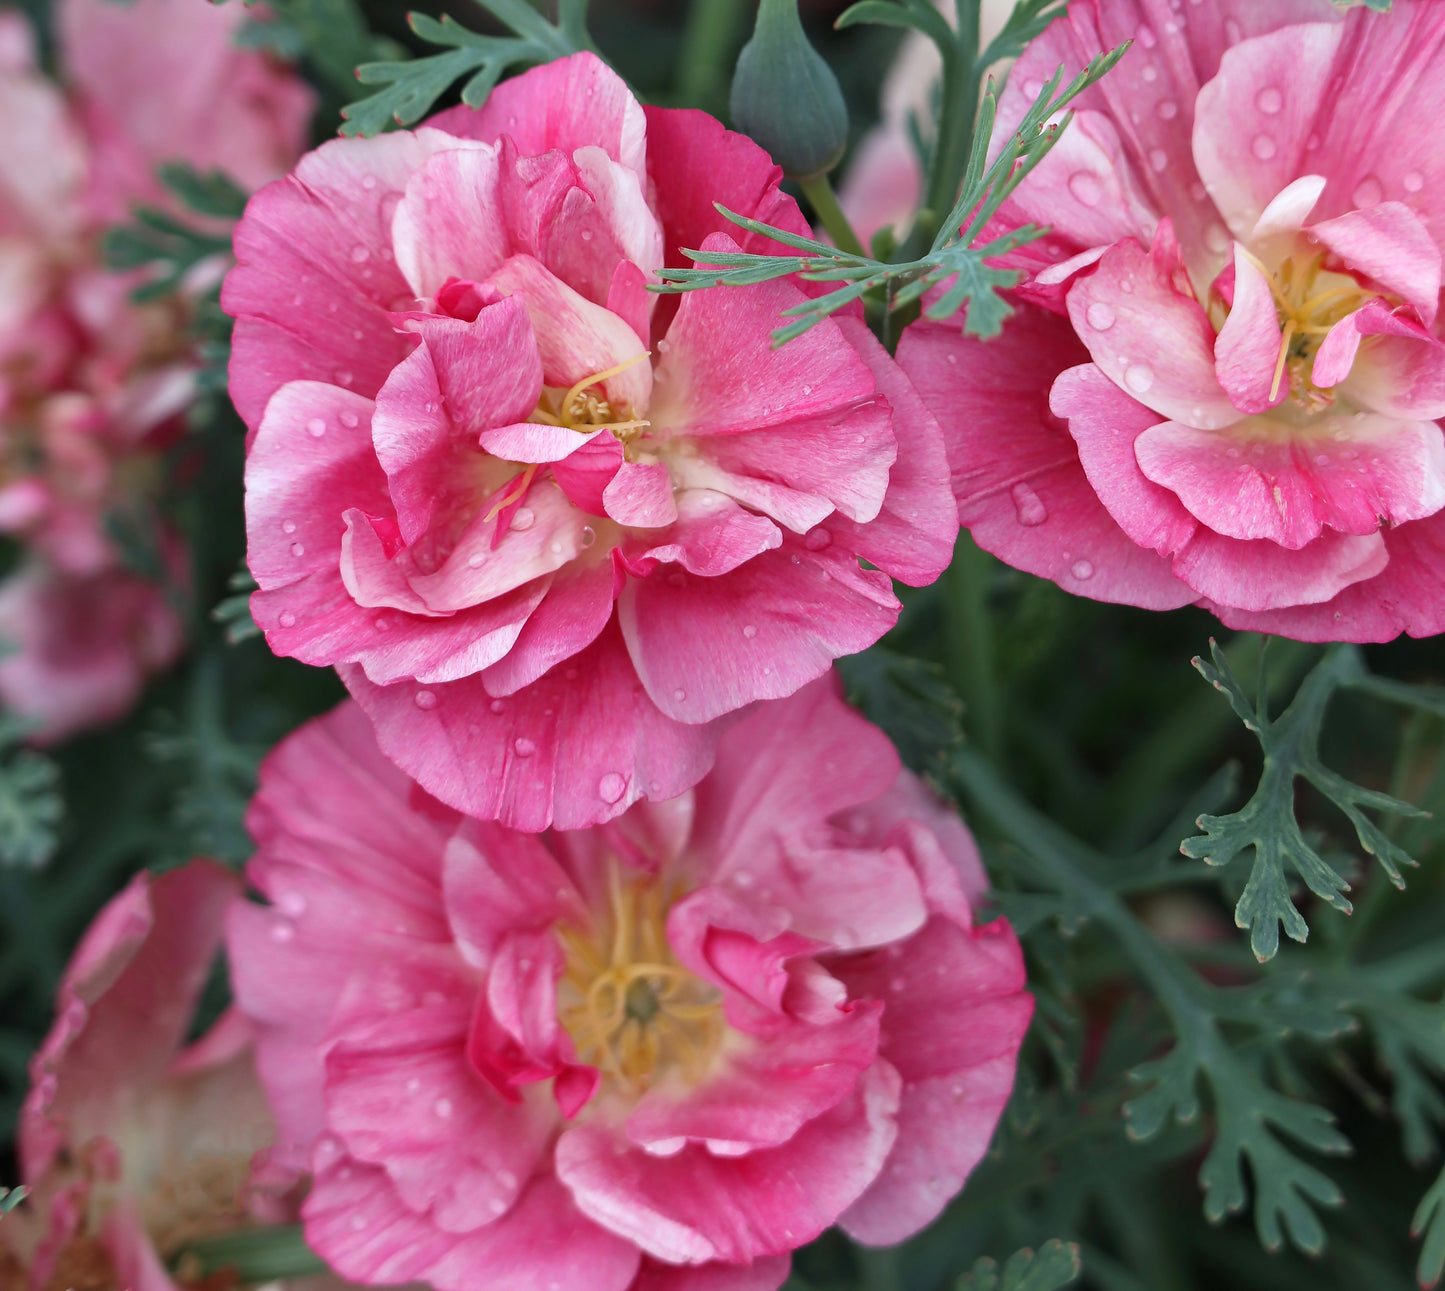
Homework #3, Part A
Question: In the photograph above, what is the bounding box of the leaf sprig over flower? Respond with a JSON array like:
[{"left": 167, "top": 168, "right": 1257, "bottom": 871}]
[
  {"left": 957, "top": 1240, "right": 1082, "bottom": 1290},
  {"left": 0, "top": 719, "right": 62, "bottom": 871},
  {"left": 651, "top": 45, "right": 1128, "bottom": 345},
  {"left": 1183, "top": 641, "right": 1443, "bottom": 962},
  {"left": 338, "top": 0, "right": 596, "bottom": 138}
]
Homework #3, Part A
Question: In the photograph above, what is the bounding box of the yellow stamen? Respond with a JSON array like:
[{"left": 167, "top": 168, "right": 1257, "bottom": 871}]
[
  {"left": 1270, "top": 318, "right": 1296, "bottom": 403},
  {"left": 482, "top": 462, "right": 538, "bottom": 523}
]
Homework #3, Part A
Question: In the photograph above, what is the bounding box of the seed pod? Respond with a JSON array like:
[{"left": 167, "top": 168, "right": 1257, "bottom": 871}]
[{"left": 729, "top": 0, "right": 849, "bottom": 182}]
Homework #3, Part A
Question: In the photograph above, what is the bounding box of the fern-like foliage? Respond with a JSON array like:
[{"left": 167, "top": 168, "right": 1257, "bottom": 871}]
[
  {"left": 0, "top": 720, "right": 62, "bottom": 870},
  {"left": 1417, "top": 1165, "right": 1445, "bottom": 1290},
  {"left": 1183, "top": 641, "right": 1441, "bottom": 961},
  {"left": 339, "top": 1, "right": 595, "bottom": 138},
  {"left": 957, "top": 1240, "right": 1081, "bottom": 1291}
]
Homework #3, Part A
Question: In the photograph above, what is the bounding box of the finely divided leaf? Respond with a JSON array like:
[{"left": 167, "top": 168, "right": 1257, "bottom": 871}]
[{"left": 957, "top": 1240, "right": 1082, "bottom": 1291}]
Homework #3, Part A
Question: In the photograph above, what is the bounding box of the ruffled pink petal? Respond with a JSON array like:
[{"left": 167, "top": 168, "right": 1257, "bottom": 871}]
[
  {"left": 618, "top": 535, "right": 898, "bottom": 724},
  {"left": 649, "top": 235, "right": 876, "bottom": 439},
  {"left": 1172, "top": 525, "right": 1388, "bottom": 612},
  {"left": 21, "top": 862, "right": 239, "bottom": 1179},
  {"left": 480, "top": 558, "right": 617, "bottom": 697},
  {"left": 323, "top": 1002, "right": 552, "bottom": 1232},
  {"left": 304, "top": 1158, "right": 641, "bottom": 1291},
  {"left": 1214, "top": 243, "right": 1287, "bottom": 414},
  {"left": 834, "top": 918, "right": 1031, "bottom": 1244},
  {"left": 628, "top": 492, "right": 781, "bottom": 579},
  {"left": 898, "top": 308, "right": 1196, "bottom": 610},
  {"left": 392, "top": 144, "right": 507, "bottom": 300},
  {"left": 556, "top": 1062, "right": 899, "bottom": 1265},
  {"left": 827, "top": 318, "right": 957, "bottom": 585},
  {"left": 489, "top": 255, "right": 651, "bottom": 412},
  {"left": 224, "top": 129, "right": 458, "bottom": 432},
  {"left": 625, "top": 1006, "right": 881, "bottom": 1154},
  {"left": 428, "top": 52, "right": 647, "bottom": 189},
  {"left": 1135, "top": 413, "right": 1445, "bottom": 547},
  {"left": 1065, "top": 231, "right": 1238, "bottom": 429},
  {"left": 1326, "top": 303, "right": 1445, "bottom": 420},
  {"left": 605, "top": 462, "right": 678, "bottom": 528},
  {"left": 1213, "top": 508, "right": 1445, "bottom": 641},
  {"left": 341, "top": 621, "right": 721, "bottom": 831},
  {"left": 1309, "top": 202, "right": 1442, "bottom": 325},
  {"left": 0, "top": 52, "right": 84, "bottom": 239},
  {"left": 630, "top": 1256, "right": 791, "bottom": 1291},
  {"left": 1251, "top": 174, "right": 1327, "bottom": 241},
  {"left": 100, "top": 1207, "right": 176, "bottom": 1291},
  {"left": 373, "top": 301, "right": 543, "bottom": 544}
]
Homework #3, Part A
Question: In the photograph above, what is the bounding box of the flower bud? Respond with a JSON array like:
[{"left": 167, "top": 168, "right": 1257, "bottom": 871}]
[{"left": 729, "top": 0, "right": 848, "bottom": 182}]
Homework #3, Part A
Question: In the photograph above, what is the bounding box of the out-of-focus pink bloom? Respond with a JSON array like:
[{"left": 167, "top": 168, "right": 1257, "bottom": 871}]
[
  {"left": 0, "top": 0, "right": 314, "bottom": 739},
  {"left": 225, "top": 679, "right": 1031, "bottom": 1291},
  {"left": 839, "top": 0, "right": 1019, "bottom": 248},
  {"left": 225, "top": 51, "right": 958, "bottom": 831},
  {"left": 0, "top": 862, "right": 288, "bottom": 1291},
  {"left": 899, "top": 0, "right": 1445, "bottom": 641}
]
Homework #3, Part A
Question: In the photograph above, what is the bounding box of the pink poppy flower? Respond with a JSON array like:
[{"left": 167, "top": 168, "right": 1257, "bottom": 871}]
[
  {"left": 225, "top": 51, "right": 958, "bottom": 830},
  {"left": 0, "top": 862, "right": 295, "bottom": 1291},
  {"left": 899, "top": 0, "right": 1445, "bottom": 640},
  {"left": 0, "top": 0, "right": 314, "bottom": 738},
  {"left": 224, "top": 679, "right": 1031, "bottom": 1291}
]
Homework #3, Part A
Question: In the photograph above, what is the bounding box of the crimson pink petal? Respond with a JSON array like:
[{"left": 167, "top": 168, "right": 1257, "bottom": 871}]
[
  {"left": 630, "top": 1256, "right": 791, "bottom": 1291},
  {"left": 479, "top": 558, "right": 617, "bottom": 697}
]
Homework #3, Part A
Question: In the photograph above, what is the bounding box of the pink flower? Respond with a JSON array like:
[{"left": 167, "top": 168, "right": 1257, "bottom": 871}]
[
  {"left": 225, "top": 51, "right": 958, "bottom": 830},
  {"left": 225, "top": 679, "right": 1032, "bottom": 1291},
  {"left": 0, "top": 0, "right": 314, "bottom": 737},
  {"left": 1, "top": 862, "right": 288, "bottom": 1291},
  {"left": 899, "top": 0, "right": 1445, "bottom": 640}
]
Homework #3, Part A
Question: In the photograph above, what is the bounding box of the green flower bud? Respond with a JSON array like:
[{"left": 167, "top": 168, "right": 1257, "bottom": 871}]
[{"left": 729, "top": 0, "right": 849, "bottom": 183}]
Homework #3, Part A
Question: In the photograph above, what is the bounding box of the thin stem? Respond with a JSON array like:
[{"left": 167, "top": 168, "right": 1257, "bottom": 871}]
[
  {"left": 675, "top": 0, "right": 751, "bottom": 112},
  {"left": 798, "top": 173, "right": 865, "bottom": 258},
  {"left": 923, "top": 0, "right": 982, "bottom": 223},
  {"left": 944, "top": 531, "right": 1003, "bottom": 762}
]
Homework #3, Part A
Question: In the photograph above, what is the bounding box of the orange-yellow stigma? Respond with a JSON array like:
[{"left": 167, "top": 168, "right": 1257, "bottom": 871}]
[
  {"left": 530, "top": 352, "right": 653, "bottom": 444},
  {"left": 555, "top": 866, "right": 724, "bottom": 1096}
]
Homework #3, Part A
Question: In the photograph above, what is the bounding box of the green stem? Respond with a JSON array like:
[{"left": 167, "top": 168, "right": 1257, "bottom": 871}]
[
  {"left": 676, "top": 0, "right": 751, "bottom": 112},
  {"left": 944, "top": 532, "right": 1003, "bottom": 763},
  {"left": 922, "top": 0, "right": 982, "bottom": 226},
  {"left": 798, "top": 173, "right": 865, "bottom": 257}
]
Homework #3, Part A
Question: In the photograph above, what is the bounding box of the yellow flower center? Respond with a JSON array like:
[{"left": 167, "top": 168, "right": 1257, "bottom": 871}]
[
  {"left": 556, "top": 867, "right": 724, "bottom": 1097},
  {"left": 529, "top": 352, "right": 652, "bottom": 444}
]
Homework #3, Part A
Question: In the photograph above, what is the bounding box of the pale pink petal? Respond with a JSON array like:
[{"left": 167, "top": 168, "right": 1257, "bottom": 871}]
[
  {"left": 304, "top": 1159, "right": 640, "bottom": 1291},
  {"left": 618, "top": 535, "right": 898, "bottom": 723},
  {"left": 556, "top": 1063, "right": 900, "bottom": 1265},
  {"left": 838, "top": 124, "right": 922, "bottom": 248},
  {"left": 1135, "top": 413, "right": 1445, "bottom": 547},
  {"left": 625, "top": 1007, "right": 881, "bottom": 1153},
  {"left": 479, "top": 422, "right": 606, "bottom": 464},
  {"left": 1065, "top": 231, "right": 1238, "bottom": 429},
  {"left": 630, "top": 1256, "right": 791, "bottom": 1291},
  {"left": 0, "top": 57, "right": 84, "bottom": 239},
  {"left": 1251, "top": 174, "right": 1327, "bottom": 241},
  {"left": 1328, "top": 303, "right": 1445, "bottom": 420},
  {"left": 1214, "top": 243, "right": 1287, "bottom": 414},
  {"left": 341, "top": 622, "right": 721, "bottom": 831},
  {"left": 1172, "top": 525, "right": 1388, "bottom": 611},
  {"left": 1213, "top": 508, "right": 1445, "bottom": 641},
  {"left": 323, "top": 1003, "right": 552, "bottom": 1232},
  {"left": 224, "top": 129, "right": 458, "bottom": 431},
  {"left": 1308, "top": 202, "right": 1442, "bottom": 325},
  {"left": 101, "top": 1208, "right": 177, "bottom": 1291},
  {"left": 605, "top": 462, "right": 678, "bottom": 527},
  {"left": 836, "top": 917, "right": 1031, "bottom": 1245},
  {"left": 898, "top": 309, "right": 1196, "bottom": 610},
  {"left": 392, "top": 144, "right": 507, "bottom": 299}
]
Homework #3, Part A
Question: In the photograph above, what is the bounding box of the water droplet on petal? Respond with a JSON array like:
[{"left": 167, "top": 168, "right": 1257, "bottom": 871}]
[
  {"left": 1251, "top": 134, "right": 1277, "bottom": 161},
  {"left": 1149, "top": 148, "right": 1168, "bottom": 172},
  {"left": 1353, "top": 175, "right": 1384, "bottom": 207},
  {"left": 349, "top": 1215, "right": 367, "bottom": 1232},
  {"left": 580, "top": 525, "right": 596, "bottom": 548},
  {"left": 598, "top": 772, "right": 626, "bottom": 804},
  {"left": 362, "top": 174, "right": 379, "bottom": 190},
  {"left": 511, "top": 507, "right": 535, "bottom": 531},
  {"left": 434, "top": 1098, "right": 453, "bottom": 1119},
  {"left": 1204, "top": 224, "right": 1230, "bottom": 254},
  {"left": 1404, "top": 170, "right": 1425, "bottom": 194},
  {"left": 804, "top": 528, "right": 833, "bottom": 551},
  {"left": 1068, "top": 171, "right": 1103, "bottom": 207},
  {"left": 489, "top": 699, "right": 506, "bottom": 714},
  {"left": 290, "top": 541, "right": 306, "bottom": 557},
  {"left": 351, "top": 245, "right": 370, "bottom": 264},
  {"left": 414, "top": 690, "right": 438, "bottom": 710},
  {"left": 279, "top": 611, "right": 297, "bottom": 628},
  {"left": 282, "top": 519, "right": 297, "bottom": 534},
  {"left": 1124, "top": 363, "right": 1155, "bottom": 394},
  {"left": 1071, "top": 558, "right": 1095, "bottom": 580},
  {"left": 672, "top": 688, "right": 687, "bottom": 703},
  {"left": 270, "top": 919, "right": 294, "bottom": 943},
  {"left": 1256, "top": 87, "right": 1283, "bottom": 115},
  {"left": 306, "top": 417, "right": 327, "bottom": 438},
  {"left": 1136, "top": 22, "right": 1157, "bottom": 47},
  {"left": 1011, "top": 481, "right": 1048, "bottom": 526},
  {"left": 1142, "top": 64, "right": 1159, "bottom": 83},
  {"left": 1086, "top": 302, "right": 1116, "bottom": 332},
  {"left": 405, "top": 1077, "right": 421, "bottom": 1094},
  {"left": 1223, "top": 18, "right": 1241, "bottom": 43},
  {"left": 340, "top": 410, "right": 359, "bottom": 429},
  {"left": 374, "top": 615, "right": 391, "bottom": 631},
  {"left": 513, "top": 737, "right": 536, "bottom": 757},
  {"left": 742, "top": 623, "right": 758, "bottom": 639},
  {"left": 335, "top": 369, "right": 354, "bottom": 387}
]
